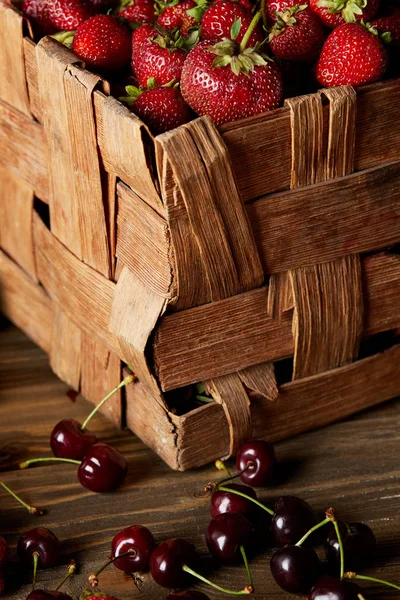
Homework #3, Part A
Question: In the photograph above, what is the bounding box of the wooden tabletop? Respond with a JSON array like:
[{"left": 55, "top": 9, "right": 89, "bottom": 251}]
[{"left": 0, "top": 322, "right": 399, "bottom": 600}]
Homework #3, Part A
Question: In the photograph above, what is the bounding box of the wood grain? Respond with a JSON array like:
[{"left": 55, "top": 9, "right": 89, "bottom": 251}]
[{"left": 50, "top": 306, "right": 81, "bottom": 391}]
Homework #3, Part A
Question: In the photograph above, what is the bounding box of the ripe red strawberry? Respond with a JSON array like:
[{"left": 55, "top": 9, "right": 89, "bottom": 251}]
[
  {"left": 119, "top": 1, "right": 156, "bottom": 24},
  {"left": 134, "top": 28, "right": 196, "bottom": 86},
  {"left": 80, "top": 593, "right": 120, "bottom": 600},
  {"left": 22, "top": 0, "right": 58, "bottom": 35},
  {"left": 121, "top": 83, "right": 194, "bottom": 133},
  {"left": 46, "top": 0, "right": 94, "bottom": 30},
  {"left": 181, "top": 39, "right": 283, "bottom": 124},
  {"left": 265, "top": 0, "right": 306, "bottom": 22},
  {"left": 309, "top": 0, "right": 379, "bottom": 28},
  {"left": 201, "top": 1, "right": 264, "bottom": 46},
  {"left": 268, "top": 5, "right": 325, "bottom": 61},
  {"left": 132, "top": 24, "right": 156, "bottom": 69},
  {"left": 371, "top": 5, "right": 400, "bottom": 45},
  {"left": 316, "top": 22, "right": 388, "bottom": 87},
  {"left": 157, "top": 0, "right": 202, "bottom": 36},
  {"left": 72, "top": 15, "right": 132, "bottom": 70}
]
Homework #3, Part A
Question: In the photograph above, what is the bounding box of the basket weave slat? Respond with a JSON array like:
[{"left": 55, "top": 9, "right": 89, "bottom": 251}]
[{"left": 50, "top": 307, "right": 82, "bottom": 389}]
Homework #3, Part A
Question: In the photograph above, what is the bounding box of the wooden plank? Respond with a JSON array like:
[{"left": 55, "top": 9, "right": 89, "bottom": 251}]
[
  {"left": 248, "top": 160, "right": 400, "bottom": 275},
  {"left": 0, "top": 250, "right": 52, "bottom": 354},
  {"left": 24, "top": 37, "right": 41, "bottom": 121},
  {"left": 0, "top": 167, "right": 37, "bottom": 280},
  {"left": 153, "top": 253, "right": 400, "bottom": 390},
  {"left": 116, "top": 183, "right": 173, "bottom": 298},
  {"left": 0, "top": 1, "right": 31, "bottom": 116},
  {"left": 50, "top": 307, "right": 81, "bottom": 391},
  {"left": 0, "top": 98, "right": 48, "bottom": 202}
]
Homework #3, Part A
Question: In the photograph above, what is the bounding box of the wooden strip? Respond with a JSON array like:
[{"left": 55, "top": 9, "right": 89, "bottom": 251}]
[
  {"left": 36, "top": 38, "right": 111, "bottom": 277},
  {"left": 50, "top": 307, "right": 81, "bottom": 390},
  {"left": 116, "top": 183, "right": 174, "bottom": 298},
  {"left": 0, "top": 99, "right": 48, "bottom": 202},
  {"left": 285, "top": 94, "right": 324, "bottom": 188},
  {"left": 24, "top": 38, "right": 41, "bottom": 121},
  {"left": 80, "top": 335, "right": 122, "bottom": 427},
  {"left": 289, "top": 255, "right": 363, "bottom": 379},
  {"left": 248, "top": 160, "right": 400, "bottom": 275},
  {"left": 319, "top": 86, "right": 357, "bottom": 179},
  {"left": 0, "top": 250, "right": 52, "bottom": 354},
  {"left": 33, "top": 213, "right": 120, "bottom": 355},
  {"left": 95, "top": 93, "right": 162, "bottom": 213},
  {"left": 108, "top": 266, "right": 167, "bottom": 404},
  {"left": 267, "top": 271, "right": 293, "bottom": 318},
  {"left": 105, "top": 172, "right": 117, "bottom": 280},
  {"left": 238, "top": 363, "right": 278, "bottom": 401},
  {"left": 0, "top": 167, "right": 37, "bottom": 280},
  {"left": 205, "top": 373, "right": 251, "bottom": 457},
  {"left": 0, "top": 1, "right": 31, "bottom": 116},
  {"left": 153, "top": 253, "right": 400, "bottom": 390}
]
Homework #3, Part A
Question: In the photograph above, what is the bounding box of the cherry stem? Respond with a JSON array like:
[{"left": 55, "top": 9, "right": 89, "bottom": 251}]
[
  {"left": 81, "top": 374, "right": 136, "bottom": 431},
  {"left": 182, "top": 565, "right": 253, "bottom": 595},
  {"left": 239, "top": 9, "right": 262, "bottom": 52},
  {"left": 215, "top": 459, "right": 232, "bottom": 477},
  {"left": 295, "top": 516, "right": 331, "bottom": 547},
  {"left": 88, "top": 551, "right": 136, "bottom": 587},
  {"left": 326, "top": 508, "right": 344, "bottom": 581},
  {"left": 357, "top": 595, "right": 367, "bottom": 600},
  {"left": 0, "top": 481, "right": 44, "bottom": 515},
  {"left": 345, "top": 572, "right": 400, "bottom": 591},
  {"left": 217, "top": 486, "right": 274, "bottom": 516},
  {"left": 56, "top": 561, "right": 77, "bottom": 591},
  {"left": 240, "top": 545, "right": 253, "bottom": 589},
  {"left": 20, "top": 458, "right": 81, "bottom": 469},
  {"left": 214, "top": 464, "right": 253, "bottom": 488},
  {"left": 32, "top": 552, "right": 39, "bottom": 589}
]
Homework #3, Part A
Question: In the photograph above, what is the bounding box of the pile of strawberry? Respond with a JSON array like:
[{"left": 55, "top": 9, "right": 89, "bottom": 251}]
[{"left": 23, "top": 0, "right": 400, "bottom": 133}]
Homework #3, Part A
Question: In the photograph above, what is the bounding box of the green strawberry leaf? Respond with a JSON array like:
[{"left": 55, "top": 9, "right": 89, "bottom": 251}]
[
  {"left": 50, "top": 30, "right": 75, "bottom": 48},
  {"left": 230, "top": 18, "right": 242, "bottom": 40}
]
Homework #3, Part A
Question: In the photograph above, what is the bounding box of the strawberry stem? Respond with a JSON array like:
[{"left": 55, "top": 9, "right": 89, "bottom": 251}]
[{"left": 239, "top": 9, "right": 262, "bottom": 52}]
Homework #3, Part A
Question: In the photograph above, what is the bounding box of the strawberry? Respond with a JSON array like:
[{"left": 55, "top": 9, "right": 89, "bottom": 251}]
[
  {"left": 157, "top": 0, "right": 204, "bottom": 36},
  {"left": 80, "top": 593, "right": 120, "bottom": 600},
  {"left": 134, "top": 28, "right": 198, "bottom": 86},
  {"left": 132, "top": 23, "right": 156, "bottom": 69},
  {"left": 316, "top": 22, "right": 388, "bottom": 87},
  {"left": 201, "top": 1, "right": 264, "bottom": 46},
  {"left": 268, "top": 5, "right": 325, "bottom": 61},
  {"left": 371, "top": 5, "right": 400, "bottom": 45},
  {"left": 265, "top": 0, "right": 307, "bottom": 22},
  {"left": 72, "top": 15, "right": 132, "bottom": 70},
  {"left": 118, "top": 0, "right": 156, "bottom": 25},
  {"left": 46, "top": 0, "right": 94, "bottom": 31},
  {"left": 180, "top": 36, "right": 283, "bottom": 124},
  {"left": 309, "top": 0, "right": 379, "bottom": 28},
  {"left": 22, "top": 0, "right": 58, "bottom": 35},
  {"left": 120, "top": 82, "right": 194, "bottom": 133}
]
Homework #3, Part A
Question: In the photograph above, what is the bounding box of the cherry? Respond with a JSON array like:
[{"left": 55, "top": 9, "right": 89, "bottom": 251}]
[
  {"left": 324, "top": 522, "right": 376, "bottom": 573},
  {"left": 18, "top": 528, "right": 61, "bottom": 584},
  {"left": 206, "top": 513, "right": 254, "bottom": 564},
  {"left": 310, "top": 575, "right": 361, "bottom": 600},
  {"left": 150, "top": 539, "right": 200, "bottom": 589},
  {"left": 210, "top": 483, "right": 257, "bottom": 520},
  {"left": 270, "top": 496, "right": 317, "bottom": 546},
  {"left": 270, "top": 545, "right": 320, "bottom": 594},
  {"left": 26, "top": 592, "right": 72, "bottom": 600},
  {"left": 78, "top": 443, "right": 128, "bottom": 493},
  {"left": 166, "top": 593, "right": 211, "bottom": 600},
  {"left": 50, "top": 419, "right": 97, "bottom": 461},
  {"left": 236, "top": 440, "right": 277, "bottom": 487},
  {"left": 112, "top": 525, "right": 156, "bottom": 572}
]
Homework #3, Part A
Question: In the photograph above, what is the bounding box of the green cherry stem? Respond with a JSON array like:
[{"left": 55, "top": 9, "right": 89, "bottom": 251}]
[
  {"left": 81, "top": 374, "right": 136, "bottom": 431},
  {"left": 215, "top": 459, "right": 232, "bottom": 477},
  {"left": 217, "top": 486, "right": 274, "bottom": 516},
  {"left": 0, "top": 481, "right": 44, "bottom": 515},
  {"left": 240, "top": 545, "right": 253, "bottom": 589},
  {"left": 295, "top": 516, "right": 331, "bottom": 547},
  {"left": 56, "top": 561, "right": 77, "bottom": 591},
  {"left": 357, "top": 595, "right": 367, "bottom": 600},
  {"left": 20, "top": 458, "right": 81, "bottom": 469},
  {"left": 32, "top": 551, "right": 39, "bottom": 589},
  {"left": 326, "top": 508, "right": 344, "bottom": 580},
  {"left": 182, "top": 565, "right": 253, "bottom": 595},
  {"left": 239, "top": 9, "right": 262, "bottom": 52},
  {"left": 88, "top": 551, "right": 137, "bottom": 587},
  {"left": 213, "top": 464, "right": 253, "bottom": 487},
  {"left": 345, "top": 572, "right": 400, "bottom": 591}
]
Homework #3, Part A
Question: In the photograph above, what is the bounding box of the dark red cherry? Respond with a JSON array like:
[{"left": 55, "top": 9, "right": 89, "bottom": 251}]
[
  {"left": 17, "top": 528, "right": 61, "bottom": 569},
  {"left": 270, "top": 496, "right": 317, "bottom": 546},
  {"left": 166, "top": 592, "right": 211, "bottom": 600},
  {"left": 236, "top": 440, "right": 277, "bottom": 487},
  {"left": 150, "top": 539, "right": 200, "bottom": 589},
  {"left": 206, "top": 513, "right": 254, "bottom": 564},
  {"left": 112, "top": 525, "right": 156, "bottom": 572},
  {"left": 26, "top": 591, "right": 72, "bottom": 600},
  {"left": 50, "top": 418, "right": 97, "bottom": 461},
  {"left": 310, "top": 575, "right": 361, "bottom": 600},
  {"left": 77, "top": 443, "right": 127, "bottom": 493},
  {"left": 210, "top": 483, "right": 257, "bottom": 520},
  {"left": 270, "top": 545, "right": 320, "bottom": 594},
  {"left": 324, "top": 522, "right": 376, "bottom": 573}
]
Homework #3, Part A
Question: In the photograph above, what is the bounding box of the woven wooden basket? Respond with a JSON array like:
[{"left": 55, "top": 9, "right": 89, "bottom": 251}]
[{"left": 1, "top": 0, "right": 400, "bottom": 470}]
